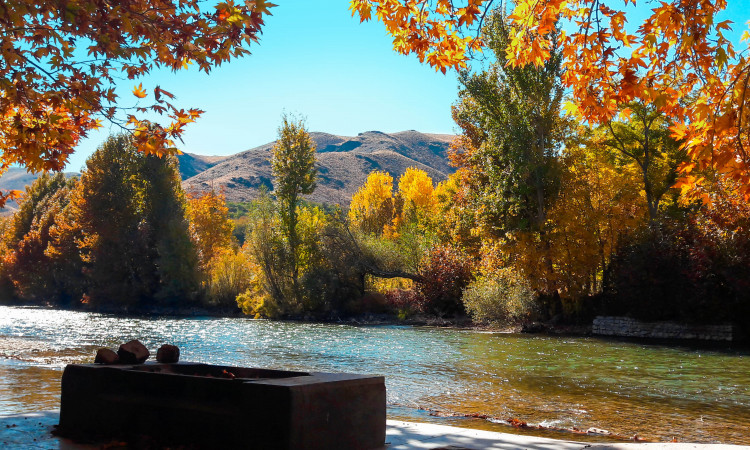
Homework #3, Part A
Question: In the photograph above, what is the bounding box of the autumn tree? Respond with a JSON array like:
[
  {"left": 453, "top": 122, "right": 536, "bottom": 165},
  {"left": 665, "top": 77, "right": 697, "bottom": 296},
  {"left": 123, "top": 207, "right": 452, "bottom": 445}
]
[
  {"left": 432, "top": 172, "right": 479, "bottom": 249},
  {"left": 44, "top": 186, "right": 87, "bottom": 305},
  {"left": 352, "top": 0, "right": 750, "bottom": 199},
  {"left": 349, "top": 171, "right": 397, "bottom": 235},
  {"left": 0, "top": 0, "right": 275, "bottom": 205},
  {"left": 205, "top": 248, "right": 255, "bottom": 308},
  {"left": 2, "top": 173, "right": 82, "bottom": 303},
  {"left": 271, "top": 115, "right": 317, "bottom": 293},
  {"left": 544, "top": 131, "right": 646, "bottom": 298},
  {"left": 187, "top": 190, "right": 235, "bottom": 270},
  {"left": 415, "top": 245, "right": 474, "bottom": 316},
  {"left": 397, "top": 167, "right": 437, "bottom": 227}
]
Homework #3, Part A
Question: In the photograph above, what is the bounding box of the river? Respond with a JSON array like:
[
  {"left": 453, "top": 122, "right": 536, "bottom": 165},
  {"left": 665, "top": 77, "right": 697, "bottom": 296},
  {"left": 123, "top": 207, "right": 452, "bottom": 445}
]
[{"left": 0, "top": 305, "right": 749, "bottom": 444}]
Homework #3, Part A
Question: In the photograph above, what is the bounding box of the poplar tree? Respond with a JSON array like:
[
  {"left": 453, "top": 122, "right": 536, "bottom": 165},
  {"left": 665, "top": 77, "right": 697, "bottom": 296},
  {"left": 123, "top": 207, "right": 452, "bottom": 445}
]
[{"left": 271, "top": 116, "right": 317, "bottom": 291}]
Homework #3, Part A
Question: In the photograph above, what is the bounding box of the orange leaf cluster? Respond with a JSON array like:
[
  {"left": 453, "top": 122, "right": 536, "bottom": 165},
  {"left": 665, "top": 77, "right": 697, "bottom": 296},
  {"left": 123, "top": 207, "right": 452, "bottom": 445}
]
[
  {"left": 350, "top": 0, "right": 484, "bottom": 73},
  {"left": 0, "top": 0, "right": 274, "bottom": 200},
  {"left": 354, "top": 0, "right": 750, "bottom": 198}
]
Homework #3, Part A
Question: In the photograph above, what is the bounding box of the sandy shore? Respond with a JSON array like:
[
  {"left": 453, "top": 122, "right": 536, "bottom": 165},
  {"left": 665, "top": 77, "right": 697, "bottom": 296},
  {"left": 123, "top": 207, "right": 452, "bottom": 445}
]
[{"left": 1, "top": 411, "right": 747, "bottom": 449}]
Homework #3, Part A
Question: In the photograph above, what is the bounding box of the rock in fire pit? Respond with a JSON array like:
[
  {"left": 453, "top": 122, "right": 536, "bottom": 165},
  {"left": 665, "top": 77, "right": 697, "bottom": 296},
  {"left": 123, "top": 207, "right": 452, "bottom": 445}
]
[
  {"left": 56, "top": 362, "right": 386, "bottom": 449},
  {"left": 117, "top": 339, "right": 150, "bottom": 364}
]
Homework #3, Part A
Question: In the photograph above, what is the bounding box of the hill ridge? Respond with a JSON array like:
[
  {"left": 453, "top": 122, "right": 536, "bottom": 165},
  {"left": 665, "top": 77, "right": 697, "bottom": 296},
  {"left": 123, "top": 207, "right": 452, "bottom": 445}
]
[
  {"left": 181, "top": 130, "right": 455, "bottom": 205},
  {"left": 0, "top": 130, "right": 456, "bottom": 213}
]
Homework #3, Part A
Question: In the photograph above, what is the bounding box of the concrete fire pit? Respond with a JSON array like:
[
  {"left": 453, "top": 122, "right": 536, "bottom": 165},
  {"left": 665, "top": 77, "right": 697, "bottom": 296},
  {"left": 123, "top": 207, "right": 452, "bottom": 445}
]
[{"left": 57, "top": 362, "right": 386, "bottom": 449}]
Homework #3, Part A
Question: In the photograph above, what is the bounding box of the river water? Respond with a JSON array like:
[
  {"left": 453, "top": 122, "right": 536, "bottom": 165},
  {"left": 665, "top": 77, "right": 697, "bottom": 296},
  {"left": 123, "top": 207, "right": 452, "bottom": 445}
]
[{"left": 1, "top": 305, "right": 749, "bottom": 445}]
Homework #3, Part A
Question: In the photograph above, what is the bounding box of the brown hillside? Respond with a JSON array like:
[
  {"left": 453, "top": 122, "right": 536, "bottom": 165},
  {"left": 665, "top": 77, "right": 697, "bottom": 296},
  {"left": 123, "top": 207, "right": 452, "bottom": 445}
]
[
  {"left": 182, "top": 130, "right": 455, "bottom": 205},
  {"left": 176, "top": 152, "right": 228, "bottom": 180}
]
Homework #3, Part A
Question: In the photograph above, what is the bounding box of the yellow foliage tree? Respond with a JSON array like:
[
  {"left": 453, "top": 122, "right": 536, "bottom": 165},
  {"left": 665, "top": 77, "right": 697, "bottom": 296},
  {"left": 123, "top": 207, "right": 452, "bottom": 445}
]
[
  {"left": 186, "top": 190, "right": 235, "bottom": 270},
  {"left": 496, "top": 131, "right": 647, "bottom": 298},
  {"left": 546, "top": 134, "right": 646, "bottom": 297},
  {"left": 235, "top": 244, "right": 279, "bottom": 318},
  {"left": 204, "top": 247, "right": 256, "bottom": 307},
  {"left": 433, "top": 171, "right": 482, "bottom": 250},
  {"left": 397, "top": 167, "right": 437, "bottom": 226},
  {"left": 349, "top": 171, "right": 397, "bottom": 235}
]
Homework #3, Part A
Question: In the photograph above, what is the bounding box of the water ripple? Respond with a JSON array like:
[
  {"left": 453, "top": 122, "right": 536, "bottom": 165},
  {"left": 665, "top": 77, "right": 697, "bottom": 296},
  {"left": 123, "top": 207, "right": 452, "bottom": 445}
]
[{"left": 1, "top": 305, "right": 749, "bottom": 444}]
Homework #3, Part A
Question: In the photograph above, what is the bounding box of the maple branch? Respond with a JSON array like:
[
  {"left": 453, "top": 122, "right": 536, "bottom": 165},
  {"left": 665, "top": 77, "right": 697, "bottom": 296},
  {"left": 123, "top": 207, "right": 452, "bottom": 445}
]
[
  {"left": 15, "top": 53, "right": 57, "bottom": 84},
  {"left": 474, "top": 0, "right": 495, "bottom": 41},
  {"left": 327, "top": 225, "right": 425, "bottom": 284},
  {"left": 736, "top": 66, "right": 750, "bottom": 164}
]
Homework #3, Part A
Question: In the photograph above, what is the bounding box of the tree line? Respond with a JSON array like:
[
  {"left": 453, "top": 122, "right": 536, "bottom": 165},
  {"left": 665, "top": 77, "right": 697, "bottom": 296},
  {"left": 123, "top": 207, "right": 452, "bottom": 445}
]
[{"left": 2, "top": 8, "right": 749, "bottom": 331}]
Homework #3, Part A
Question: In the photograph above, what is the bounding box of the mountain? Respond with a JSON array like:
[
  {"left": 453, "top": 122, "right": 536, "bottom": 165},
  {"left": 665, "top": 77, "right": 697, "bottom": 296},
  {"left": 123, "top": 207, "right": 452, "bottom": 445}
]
[
  {"left": 0, "top": 131, "right": 457, "bottom": 215},
  {"left": 175, "top": 152, "right": 228, "bottom": 180},
  {"left": 182, "top": 130, "right": 456, "bottom": 205}
]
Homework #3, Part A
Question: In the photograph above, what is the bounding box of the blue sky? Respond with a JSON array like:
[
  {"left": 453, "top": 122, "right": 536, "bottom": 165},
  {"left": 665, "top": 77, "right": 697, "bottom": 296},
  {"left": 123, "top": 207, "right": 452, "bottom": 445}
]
[
  {"left": 67, "top": 1, "right": 750, "bottom": 172},
  {"left": 67, "top": 1, "right": 461, "bottom": 171}
]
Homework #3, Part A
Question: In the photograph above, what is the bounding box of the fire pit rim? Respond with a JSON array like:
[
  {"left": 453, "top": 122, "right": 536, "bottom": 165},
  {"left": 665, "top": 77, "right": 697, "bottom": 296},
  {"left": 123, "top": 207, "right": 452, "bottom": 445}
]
[{"left": 117, "top": 361, "right": 312, "bottom": 382}]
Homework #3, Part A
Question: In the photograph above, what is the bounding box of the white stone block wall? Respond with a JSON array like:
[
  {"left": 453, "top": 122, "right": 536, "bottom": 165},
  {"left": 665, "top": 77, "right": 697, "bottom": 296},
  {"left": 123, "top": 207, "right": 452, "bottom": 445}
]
[{"left": 592, "top": 316, "right": 735, "bottom": 341}]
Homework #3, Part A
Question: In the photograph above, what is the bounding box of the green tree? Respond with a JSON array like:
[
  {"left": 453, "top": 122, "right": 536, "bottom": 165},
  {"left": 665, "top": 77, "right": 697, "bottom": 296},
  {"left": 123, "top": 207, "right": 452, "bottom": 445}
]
[
  {"left": 73, "top": 134, "right": 199, "bottom": 309},
  {"left": 452, "top": 11, "right": 566, "bottom": 236},
  {"left": 72, "top": 135, "right": 153, "bottom": 308},
  {"left": 604, "top": 102, "right": 686, "bottom": 223},
  {"left": 7, "top": 173, "right": 69, "bottom": 245},
  {"left": 271, "top": 115, "right": 317, "bottom": 293},
  {"left": 244, "top": 190, "right": 292, "bottom": 313},
  {"left": 141, "top": 153, "right": 200, "bottom": 304}
]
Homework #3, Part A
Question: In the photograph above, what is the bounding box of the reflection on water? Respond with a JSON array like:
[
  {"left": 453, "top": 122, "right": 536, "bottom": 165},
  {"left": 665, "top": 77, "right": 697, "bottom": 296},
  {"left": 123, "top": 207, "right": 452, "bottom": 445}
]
[{"left": 1, "top": 305, "right": 749, "bottom": 444}]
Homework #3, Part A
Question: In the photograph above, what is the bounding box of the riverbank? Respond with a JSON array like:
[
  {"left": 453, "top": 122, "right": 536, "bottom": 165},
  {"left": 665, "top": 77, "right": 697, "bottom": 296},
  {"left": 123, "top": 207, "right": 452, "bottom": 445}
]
[
  {"left": 6, "top": 303, "right": 747, "bottom": 351},
  {"left": 2, "top": 306, "right": 750, "bottom": 443},
  {"left": 0, "top": 301, "right": 587, "bottom": 334},
  {"left": 1, "top": 411, "right": 746, "bottom": 449}
]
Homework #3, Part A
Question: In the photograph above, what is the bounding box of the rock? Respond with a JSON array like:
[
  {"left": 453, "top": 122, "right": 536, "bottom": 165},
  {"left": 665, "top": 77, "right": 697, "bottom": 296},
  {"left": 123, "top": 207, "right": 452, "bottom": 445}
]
[
  {"left": 117, "top": 340, "right": 150, "bottom": 364},
  {"left": 521, "top": 322, "right": 545, "bottom": 333},
  {"left": 94, "top": 348, "right": 119, "bottom": 364},
  {"left": 586, "top": 427, "right": 611, "bottom": 435},
  {"left": 156, "top": 344, "right": 180, "bottom": 363}
]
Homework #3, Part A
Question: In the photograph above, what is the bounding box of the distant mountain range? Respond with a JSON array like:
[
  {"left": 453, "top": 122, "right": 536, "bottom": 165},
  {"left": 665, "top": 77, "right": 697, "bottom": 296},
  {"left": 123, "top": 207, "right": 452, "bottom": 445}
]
[
  {"left": 0, "top": 130, "right": 456, "bottom": 214},
  {"left": 180, "top": 130, "right": 456, "bottom": 205}
]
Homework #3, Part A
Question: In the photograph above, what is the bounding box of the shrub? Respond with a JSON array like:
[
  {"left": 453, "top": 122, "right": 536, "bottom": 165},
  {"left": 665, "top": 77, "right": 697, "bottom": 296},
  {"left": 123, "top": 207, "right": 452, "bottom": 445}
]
[
  {"left": 415, "top": 245, "right": 474, "bottom": 316},
  {"left": 204, "top": 249, "right": 255, "bottom": 308},
  {"left": 463, "top": 269, "right": 536, "bottom": 325},
  {"left": 384, "top": 288, "right": 422, "bottom": 318},
  {"left": 236, "top": 288, "right": 280, "bottom": 319},
  {"left": 603, "top": 218, "right": 750, "bottom": 326}
]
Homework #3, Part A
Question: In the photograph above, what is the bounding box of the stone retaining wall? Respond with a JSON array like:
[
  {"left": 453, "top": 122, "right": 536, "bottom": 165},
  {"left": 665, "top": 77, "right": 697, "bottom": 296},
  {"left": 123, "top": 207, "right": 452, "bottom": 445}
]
[{"left": 592, "top": 316, "right": 737, "bottom": 341}]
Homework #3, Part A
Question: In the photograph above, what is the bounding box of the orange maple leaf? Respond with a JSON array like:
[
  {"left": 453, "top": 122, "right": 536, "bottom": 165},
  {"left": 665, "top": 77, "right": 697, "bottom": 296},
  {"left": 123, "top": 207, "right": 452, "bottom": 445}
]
[{"left": 133, "top": 83, "right": 147, "bottom": 99}]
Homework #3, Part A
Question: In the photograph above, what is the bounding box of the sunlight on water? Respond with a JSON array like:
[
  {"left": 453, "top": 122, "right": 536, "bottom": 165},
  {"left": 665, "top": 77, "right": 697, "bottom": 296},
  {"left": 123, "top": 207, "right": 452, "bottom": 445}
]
[{"left": 1, "top": 305, "right": 749, "bottom": 444}]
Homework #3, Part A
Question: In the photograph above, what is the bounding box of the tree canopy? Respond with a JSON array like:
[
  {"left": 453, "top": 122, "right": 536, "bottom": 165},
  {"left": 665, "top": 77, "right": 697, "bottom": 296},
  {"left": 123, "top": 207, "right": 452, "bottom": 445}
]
[
  {"left": 351, "top": 0, "right": 750, "bottom": 199},
  {"left": 0, "top": 0, "right": 275, "bottom": 203}
]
